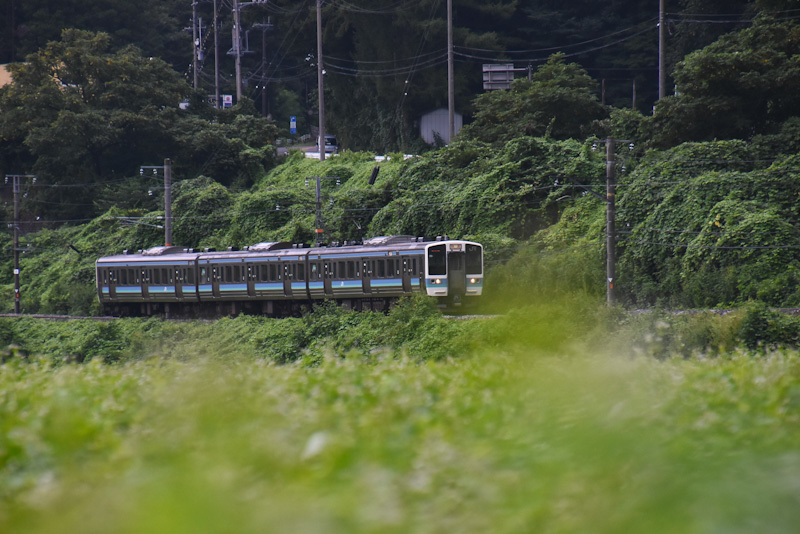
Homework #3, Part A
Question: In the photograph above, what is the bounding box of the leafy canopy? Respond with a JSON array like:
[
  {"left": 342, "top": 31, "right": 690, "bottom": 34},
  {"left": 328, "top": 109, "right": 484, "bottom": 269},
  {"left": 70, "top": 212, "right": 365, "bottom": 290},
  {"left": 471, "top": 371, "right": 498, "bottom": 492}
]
[
  {"left": 649, "top": 17, "right": 800, "bottom": 147},
  {"left": 459, "top": 54, "right": 608, "bottom": 146}
]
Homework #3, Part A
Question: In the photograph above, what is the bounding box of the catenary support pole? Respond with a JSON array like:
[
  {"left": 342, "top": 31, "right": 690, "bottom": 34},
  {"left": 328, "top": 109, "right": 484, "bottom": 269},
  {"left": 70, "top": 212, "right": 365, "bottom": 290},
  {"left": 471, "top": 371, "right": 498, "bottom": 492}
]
[
  {"left": 13, "top": 176, "right": 20, "bottom": 314},
  {"left": 164, "top": 158, "right": 172, "bottom": 246},
  {"left": 606, "top": 140, "right": 617, "bottom": 306}
]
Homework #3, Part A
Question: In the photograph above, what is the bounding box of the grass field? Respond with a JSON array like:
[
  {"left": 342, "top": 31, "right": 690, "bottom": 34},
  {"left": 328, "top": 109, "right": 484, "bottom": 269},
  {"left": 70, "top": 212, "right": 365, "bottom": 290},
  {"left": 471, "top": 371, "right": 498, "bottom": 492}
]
[{"left": 2, "top": 307, "right": 800, "bottom": 533}]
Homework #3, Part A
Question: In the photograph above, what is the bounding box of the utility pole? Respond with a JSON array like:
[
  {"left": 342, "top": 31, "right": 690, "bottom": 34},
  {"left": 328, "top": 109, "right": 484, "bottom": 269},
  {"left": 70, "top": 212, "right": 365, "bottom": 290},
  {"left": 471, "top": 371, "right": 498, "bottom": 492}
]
[
  {"left": 658, "top": 0, "right": 665, "bottom": 100},
  {"left": 6, "top": 174, "right": 35, "bottom": 314},
  {"left": 192, "top": 1, "right": 199, "bottom": 90},
  {"left": 606, "top": 141, "right": 617, "bottom": 306},
  {"left": 308, "top": 176, "right": 339, "bottom": 246},
  {"left": 233, "top": 0, "right": 243, "bottom": 102},
  {"left": 214, "top": 0, "right": 220, "bottom": 108},
  {"left": 447, "top": 0, "right": 455, "bottom": 142},
  {"left": 140, "top": 159, "right": 173, "bottom": 247},
  {"left": 317, "top": 0, "right": 326, "bottom": 161},
  {"left": 164, "top": 159, "right": 172, "bottom": 246}
]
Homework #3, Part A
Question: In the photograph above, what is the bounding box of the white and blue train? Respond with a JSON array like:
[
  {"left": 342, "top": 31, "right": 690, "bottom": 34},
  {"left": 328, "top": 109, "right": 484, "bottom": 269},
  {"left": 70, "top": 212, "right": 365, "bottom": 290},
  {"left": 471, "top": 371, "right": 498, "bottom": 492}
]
[{"left": 96, "top": 235, "right": 484, "bottom": 316}]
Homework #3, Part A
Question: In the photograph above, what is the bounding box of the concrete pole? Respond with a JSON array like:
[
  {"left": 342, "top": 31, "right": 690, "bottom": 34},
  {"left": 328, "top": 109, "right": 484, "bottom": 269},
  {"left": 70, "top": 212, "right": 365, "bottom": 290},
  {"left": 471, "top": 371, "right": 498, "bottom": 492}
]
[
  {"left": 13, "top": 176, "right": 20, "bottom": 314},
  {"left": 164, "top": 159, "right": 172, "bottom": 246},
  {"left": 317, "top": 0, "right": 326, "bottom": 161},
  {"left": 192, "top": 1, "right": 199, "bottom": 90},
  {"left": 447, "top": 0, "right": 455, "bottom": 142},
  {"left": 659, "top": 0, "right": 665, "bottom": 100},
  {"left": 214, "top": 0, "right": 220, "bottom": 108},
  {"left": 606, "top": 140, "right": 617, "bottom": 306},
  {"left": 234, "top": 0, "right": 242, "bottom": 102}
]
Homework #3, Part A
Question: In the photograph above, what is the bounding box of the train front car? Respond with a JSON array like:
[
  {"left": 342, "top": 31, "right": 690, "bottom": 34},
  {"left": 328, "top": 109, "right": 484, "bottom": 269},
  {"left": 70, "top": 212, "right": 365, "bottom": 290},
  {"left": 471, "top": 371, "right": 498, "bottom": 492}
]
[{"left": 424, "top": 240, "right": 483, "bottom": 308}]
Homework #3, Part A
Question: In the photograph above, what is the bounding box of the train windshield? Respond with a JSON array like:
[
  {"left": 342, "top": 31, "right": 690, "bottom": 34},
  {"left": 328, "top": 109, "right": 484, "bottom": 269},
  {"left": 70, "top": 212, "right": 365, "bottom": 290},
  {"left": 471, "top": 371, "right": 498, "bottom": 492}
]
[
  {"left": 465, "top": 244, "right": 482, "bottom": 274},
  {"left": 427, "top": 245, "right": 447, "bottom": 275}
]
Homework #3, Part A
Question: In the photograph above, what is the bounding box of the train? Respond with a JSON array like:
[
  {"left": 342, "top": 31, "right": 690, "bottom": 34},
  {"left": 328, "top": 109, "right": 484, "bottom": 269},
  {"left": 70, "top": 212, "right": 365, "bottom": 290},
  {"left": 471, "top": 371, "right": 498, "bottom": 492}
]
[{"left": 96, "top": 235, "right": 484, "bottom": 317}]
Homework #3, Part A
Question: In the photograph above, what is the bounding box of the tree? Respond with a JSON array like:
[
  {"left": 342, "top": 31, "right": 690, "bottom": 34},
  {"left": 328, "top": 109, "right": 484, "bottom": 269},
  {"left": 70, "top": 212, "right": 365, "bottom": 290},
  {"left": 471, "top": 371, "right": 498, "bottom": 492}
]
[
  {"left": 2, "top": 0, "right": 187, "bottom": 66},
  {"left": 0, "top": 30, "right": 189, "bottom": 219},
  {"left": 0, "top": 30, "right": 279, "bottom": 225},
  {"left": 459, "top": 54, "right": 608, "bottom": 145},
  {"left": 649, "top": 17, "right": 800, "bottom": 147}
]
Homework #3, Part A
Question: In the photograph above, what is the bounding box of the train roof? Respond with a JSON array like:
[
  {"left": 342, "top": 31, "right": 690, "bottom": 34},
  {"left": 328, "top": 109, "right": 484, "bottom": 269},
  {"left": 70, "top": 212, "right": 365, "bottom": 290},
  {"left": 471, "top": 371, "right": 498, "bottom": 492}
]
[{"left": 96, "top": 236, "right": 481, "bottom": 265}]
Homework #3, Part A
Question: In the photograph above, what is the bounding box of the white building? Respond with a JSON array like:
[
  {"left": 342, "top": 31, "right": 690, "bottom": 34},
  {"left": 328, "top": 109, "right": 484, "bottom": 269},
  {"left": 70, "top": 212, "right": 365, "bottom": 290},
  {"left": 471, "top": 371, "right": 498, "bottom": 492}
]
[{"left": 420, "top": 108, "right": 462, "bottom": 145}]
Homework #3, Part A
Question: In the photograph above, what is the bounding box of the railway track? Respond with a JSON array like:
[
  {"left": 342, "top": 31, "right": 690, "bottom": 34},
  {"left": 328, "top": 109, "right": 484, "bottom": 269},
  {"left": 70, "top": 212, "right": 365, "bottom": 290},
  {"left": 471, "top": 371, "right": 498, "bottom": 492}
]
[{"left": 0, "top": 314, "right": 117, "bottom": 321}]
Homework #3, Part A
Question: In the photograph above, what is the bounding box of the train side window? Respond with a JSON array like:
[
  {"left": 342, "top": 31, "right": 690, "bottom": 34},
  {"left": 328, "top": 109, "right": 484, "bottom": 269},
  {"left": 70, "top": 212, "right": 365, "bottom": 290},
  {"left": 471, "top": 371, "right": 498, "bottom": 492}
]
[
  {"left": 346, "top": 261, "right": 354, "bottom": 279},
  {"left": 187, "top": 268, "right": 195, "bottom": 284},
  {"left": 153, "top": 269, "right": 161, "bottom": 284},
  {"left": 233, "top": 265, "right": 240, "bottom": 282},
  {"left": 311, "top": 263, "right": 319, "bottom": 280},
  {"left": 377, "top": 260, "right": 385, "bottom": 278}
]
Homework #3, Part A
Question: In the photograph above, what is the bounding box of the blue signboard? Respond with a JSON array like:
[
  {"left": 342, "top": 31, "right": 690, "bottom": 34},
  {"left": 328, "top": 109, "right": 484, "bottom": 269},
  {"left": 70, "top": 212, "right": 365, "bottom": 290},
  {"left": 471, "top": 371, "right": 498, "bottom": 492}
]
[{"left": 290, "top": 115, "right": 297, "bottom": 134}]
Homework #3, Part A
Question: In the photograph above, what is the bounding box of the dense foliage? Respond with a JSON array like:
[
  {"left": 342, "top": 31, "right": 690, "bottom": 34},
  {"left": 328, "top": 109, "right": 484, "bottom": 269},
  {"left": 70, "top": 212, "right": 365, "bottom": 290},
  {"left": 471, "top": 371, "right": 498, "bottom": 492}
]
[
  {"left": 3, "top": 4, "right": 800, "bottom": 314},
  {"left": 2, "top": 302, "right": 800, "bottom": 532},
  {"left": 0, "top": 30, "right": 279, "bottom": 223}
]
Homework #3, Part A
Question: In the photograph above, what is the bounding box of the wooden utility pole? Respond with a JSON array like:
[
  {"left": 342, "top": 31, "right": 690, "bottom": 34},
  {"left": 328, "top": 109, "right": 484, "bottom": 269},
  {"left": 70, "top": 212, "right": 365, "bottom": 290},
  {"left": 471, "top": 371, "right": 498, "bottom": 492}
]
[{"left": 317, "top": 0, "right": 326, "bottom": 161}]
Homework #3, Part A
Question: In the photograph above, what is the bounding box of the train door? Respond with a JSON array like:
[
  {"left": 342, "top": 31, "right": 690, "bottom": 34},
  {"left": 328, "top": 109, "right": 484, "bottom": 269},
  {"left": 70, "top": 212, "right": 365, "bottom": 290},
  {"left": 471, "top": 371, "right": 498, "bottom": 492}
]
[
  {"left": 283, "top": 263, "right": 292, "bottom": 297},
  {"left": 448, "top": 251, "right": 466, "bottom": 298},
  {"left": 323, "top": 260, "right": 334, "bottom": 297},
  {"left": 211, "top": 265, "right": 221, "bottom": 298},
  {"left": 105, "top": 268, "right": 117, "bottom": 299},
  {"left": 140, "top": 268, "right": 150, "bottom": 300},
  {"left": 246, "top": 263, "right": 256, "bottom": 297},
  {"left": 362, "top": 259, "right": 372, "bottom": 294},
  {"left": 401, "top": 258, "right": 412, "bottom": 293},
  {"left": 174, "top": 267, "right": 183, "bottom": 299}
]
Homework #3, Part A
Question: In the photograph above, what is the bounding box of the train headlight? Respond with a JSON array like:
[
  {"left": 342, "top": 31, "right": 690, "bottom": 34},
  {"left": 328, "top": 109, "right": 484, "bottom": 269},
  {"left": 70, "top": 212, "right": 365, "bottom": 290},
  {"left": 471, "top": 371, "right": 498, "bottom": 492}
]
[
  {"left": 469, "top": 278, "right": 477, "bottom": 284},
  {"left": 433, "top": 278, "right": 442, "bottom": 284}
]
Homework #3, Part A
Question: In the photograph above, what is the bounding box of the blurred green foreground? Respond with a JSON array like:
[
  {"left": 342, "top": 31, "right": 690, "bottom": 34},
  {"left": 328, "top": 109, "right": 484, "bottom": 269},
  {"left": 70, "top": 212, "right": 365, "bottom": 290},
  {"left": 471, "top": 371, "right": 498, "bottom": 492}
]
[{"left": 2, "top": 312, "right": 800, "bottom": 534}]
